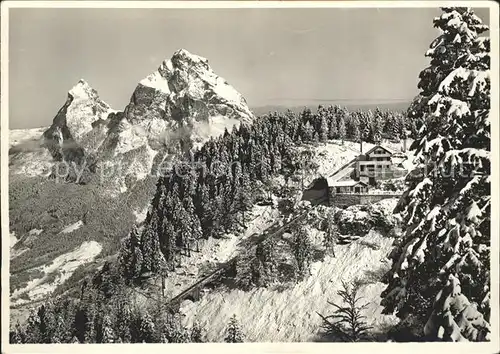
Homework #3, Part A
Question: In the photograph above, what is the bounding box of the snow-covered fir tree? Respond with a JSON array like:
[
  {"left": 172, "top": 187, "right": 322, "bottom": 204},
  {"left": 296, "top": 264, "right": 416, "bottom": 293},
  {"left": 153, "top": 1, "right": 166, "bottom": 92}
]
[
  {"left": 302, "top": 120, "right": 315, "bottom": 142},
  {"left": 101, "top": 315, "right": 116, "bottom": 343},
  {"left": 224, "top": 314, "right": 245, "bottom": 343},
  {"left": 190, "top": 321, "right": 205, "bottom": 343},
  {"left": 338, "top": 114, "right": 347, "bottom": 144},
  {"left": 318, "top": 281, "right": 373, "bottom": 342},
  {"left": 291, "top": 224, "right": 314, "bottom": 279},
  {"left": 323, "top": 215, "right": 339, "bottom": 257},
  {"left": 328, "top": 108, "right": 338, "bottom": 139},
  {"left": 254, "top": 239, "right": 278, "bottom": 286},
  {"left": 347, "top": 112, "right": 361, "bottom": 142},
  {"left": 318, "top": 105, "right": 329, "bottom": 142},
  {"left": 140, "top": 212, "right": 167, "bottom": 274},
  {"left": 118, "top": 225, "right": 143, "bottom": 280},
  {"left": 381, "top": 7, "right": 491, "bottom": 342},
  {"left": 139, "top": 312, "right": 156, "bottom": 343}
]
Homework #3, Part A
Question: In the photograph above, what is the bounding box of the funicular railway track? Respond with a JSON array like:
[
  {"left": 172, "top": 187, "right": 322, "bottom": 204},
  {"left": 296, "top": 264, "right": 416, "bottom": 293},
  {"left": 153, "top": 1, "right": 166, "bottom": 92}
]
[{"left": 165, "top": 195, "right": 328, "bottom": 312}]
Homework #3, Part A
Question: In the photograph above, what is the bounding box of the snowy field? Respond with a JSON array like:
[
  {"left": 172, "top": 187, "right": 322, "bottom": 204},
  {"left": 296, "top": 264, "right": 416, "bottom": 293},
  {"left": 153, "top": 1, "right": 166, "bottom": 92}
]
[
  {"left": 11, "top": 220, "right": 97, "bottom": 306},
  {"left": 179, "top": 230, "right": 399, "bottom": 342},
  {"left": 59, "top": 220, "right": 84, "bottom": 234},
  {"left": 10, "top": 229, "right": 43, "bottom": 259},
  {"left": 11, "top": 241, "right": 102, "bottom": 307},
  {"left": 8, "top": 127, "right": 46, "bottom": 149},
  {"left": 10, "top": 232, "right": 18, "bottom": 249},
  {"left": 8, "top": 127, "right": 55, "bottom": 177}
]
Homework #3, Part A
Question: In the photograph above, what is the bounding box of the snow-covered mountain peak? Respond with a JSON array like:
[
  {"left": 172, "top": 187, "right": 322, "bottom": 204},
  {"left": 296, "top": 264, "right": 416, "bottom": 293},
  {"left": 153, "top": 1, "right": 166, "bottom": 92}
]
[
  {"left": 68, "top": 79, "right": 101, "bottom": 101},
  {"left": 42, "top": 79, "right": 116, "bottom": 168},
  {"left": 170, "top": 48, "right": 210, "bottom": 68},
  {"left": 23, "top": 49, "right": 255, "bottom": 194},
  {"left": 131, "top": 49, "right": 254, "bottom": 126}
]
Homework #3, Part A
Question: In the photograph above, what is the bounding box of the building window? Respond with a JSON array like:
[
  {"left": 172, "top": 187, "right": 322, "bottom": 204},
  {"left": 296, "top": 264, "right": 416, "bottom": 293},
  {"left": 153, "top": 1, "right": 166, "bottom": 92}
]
[
  {"left": 360, "top": 165, "right": 365, "bottom": 172},
  {"left": 355, "top": 187, "right": 360, "bottom": 193},
  {"left": 336, "top": 187, "right": 341, "bottom": 193}
]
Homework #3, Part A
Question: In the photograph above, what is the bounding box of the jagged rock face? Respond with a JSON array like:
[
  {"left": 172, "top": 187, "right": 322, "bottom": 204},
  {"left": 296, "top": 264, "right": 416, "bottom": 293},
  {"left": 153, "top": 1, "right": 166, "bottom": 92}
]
[
  {"left": 42, "top": 79, "right": 115, "bottom": 165},
  {"left": 125, "top": 49, "right": 253, "bottom": 146},
  {"left": 38, "top": 49, "right": 254, "bottom": 194}
]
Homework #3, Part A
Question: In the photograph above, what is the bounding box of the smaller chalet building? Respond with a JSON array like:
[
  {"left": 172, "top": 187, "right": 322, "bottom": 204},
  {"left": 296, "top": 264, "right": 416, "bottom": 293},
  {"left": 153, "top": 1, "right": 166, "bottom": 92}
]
[
  {"left": 327, "top": 179, "right": 369, "bottom": 194},
  {"left": 301, "top": 143, "right": 408, "bottom": 206}
]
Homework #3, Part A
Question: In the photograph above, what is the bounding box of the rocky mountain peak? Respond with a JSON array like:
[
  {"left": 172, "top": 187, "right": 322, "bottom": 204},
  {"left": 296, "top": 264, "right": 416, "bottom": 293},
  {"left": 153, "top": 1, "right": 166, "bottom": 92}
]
[
  {"left": 68, "top": 79, "right": 102, "bottom": 102},
  {"left": 134, "top": 48, "right": 254, "bottom": 126},
  {"left": 168, "top": 48, "right": 210, "bottom": 72},
  {"left": 42, "top": 79, "right": 115, "bottom": 167},
  {"left": 39, "top": 50, "right": 255, "bottom": 194}
]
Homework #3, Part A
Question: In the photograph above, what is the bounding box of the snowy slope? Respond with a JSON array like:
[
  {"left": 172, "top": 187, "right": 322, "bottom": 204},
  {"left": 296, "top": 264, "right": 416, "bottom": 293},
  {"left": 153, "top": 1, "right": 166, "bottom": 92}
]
[
  {"left": 8, "top": 127, "right": 46, "bottom": 149},
  {"left": 180, "top": 230, "right": 398, "bottom": 342},
  {"left": 8, "top": 127, "right": 55, "bottom": 177},
  {"left": 11, "top": 241, "right": 102, "bottom": 307}
]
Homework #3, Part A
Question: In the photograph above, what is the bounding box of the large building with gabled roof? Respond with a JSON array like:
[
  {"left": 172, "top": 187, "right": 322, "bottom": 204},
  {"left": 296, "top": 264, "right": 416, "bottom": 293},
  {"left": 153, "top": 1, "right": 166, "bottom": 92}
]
[{"left": 301, "top": 143, "right": 408, "bottom": 206}]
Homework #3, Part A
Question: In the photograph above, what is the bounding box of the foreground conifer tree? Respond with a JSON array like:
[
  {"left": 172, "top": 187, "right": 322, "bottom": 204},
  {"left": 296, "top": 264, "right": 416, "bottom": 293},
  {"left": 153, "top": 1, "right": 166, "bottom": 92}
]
[
  {"left": 381, "top": 7, "right": 491, "bottom": 341},
  {"left": 224, "top": 314, "right": 245, "bottom": 343},
  {"left": 318, "top": 281, "right": 372, "bottom": 342}
]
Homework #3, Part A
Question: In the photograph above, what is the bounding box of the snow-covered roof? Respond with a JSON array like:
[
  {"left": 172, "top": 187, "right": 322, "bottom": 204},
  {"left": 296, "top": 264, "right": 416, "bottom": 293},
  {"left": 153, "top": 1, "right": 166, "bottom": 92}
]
[
  {"left": 327, "top": 179, "right": 368, "bottom": 187},
  {"left": 328, "top": 165, "right": 355, "bottom": 183},
  {"left": 391, "top": 155, "right": 406, "bottom": 162},
  {"left": 364, "top": 145, "right": 397, "bottom": 156}
]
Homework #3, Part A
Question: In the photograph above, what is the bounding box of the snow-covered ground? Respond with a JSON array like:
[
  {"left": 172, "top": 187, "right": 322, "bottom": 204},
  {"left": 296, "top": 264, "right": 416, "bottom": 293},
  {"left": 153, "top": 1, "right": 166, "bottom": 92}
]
[
  {"left": 133, "top": 205, "right": 150, "bottom": 224},
  {"left": 8, "top": 127, "right": 55, "bottom": 177},
  {"left": 59, "top": 220, "right": 84, "bottom": 234},
  {"left": 28, "top": 228, "right": 43, "bottom": 236},
  {"left": 10, "top": 232, "right": 18, "bottom": 249},
  {"left": 10, "top": 229, "right": 44, "bottom": 259},
  {"left": 179, "top": 230, "right": 399, "bottom": 342},
  {"left": 299, "top": 140, "right": 363, "bottom": 181},
  {"left": 8, "top": 127, "right": 46, "bottom": 149},
  {"left": 11, "top": 241, "right": 102, "bottom": 307}
]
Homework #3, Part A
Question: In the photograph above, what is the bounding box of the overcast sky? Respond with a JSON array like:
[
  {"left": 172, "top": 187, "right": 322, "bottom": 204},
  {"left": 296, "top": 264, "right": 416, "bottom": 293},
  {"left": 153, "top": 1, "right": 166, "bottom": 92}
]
[{"left": 9, "top": 7, "right": 490, "bottom": 129}]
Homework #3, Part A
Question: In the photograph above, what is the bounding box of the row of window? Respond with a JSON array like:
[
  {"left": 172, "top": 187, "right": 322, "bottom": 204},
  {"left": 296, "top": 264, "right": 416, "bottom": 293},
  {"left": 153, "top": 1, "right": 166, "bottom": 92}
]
[
  {"left": 359, "top": 164, "right": 389, "bottom": 172},
  {"left": 335, "top": 186, "right": 366, "bottom": 193},
  {"left": 370, "top": 149, "right": 391, "bottom": 155}
]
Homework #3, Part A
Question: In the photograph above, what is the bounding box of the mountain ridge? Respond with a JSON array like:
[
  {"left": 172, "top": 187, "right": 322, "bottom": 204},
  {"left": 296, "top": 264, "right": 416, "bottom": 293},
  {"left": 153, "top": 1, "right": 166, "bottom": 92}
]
[{"left": 18, "top": 49, "right": 256, "bottom": 194}]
